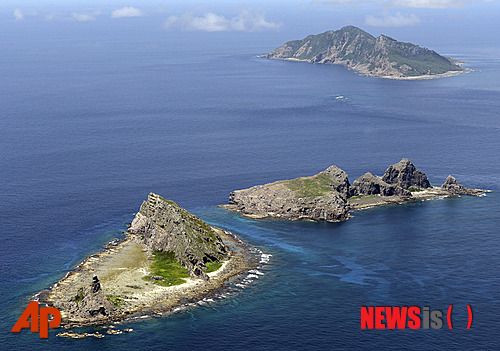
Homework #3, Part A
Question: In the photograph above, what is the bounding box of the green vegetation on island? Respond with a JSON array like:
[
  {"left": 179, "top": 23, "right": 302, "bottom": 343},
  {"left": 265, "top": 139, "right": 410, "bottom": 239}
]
[
  {"left": 106, "top": 295, "right": 124, "bottom": 308},
  {"left": 143, "top": 250, "right": 191, "bottom": 287},
  {"left": 408, "top": 186, "right": 425, "bottom": 192},
  {"left": 142, "top": 250, "right": 224, "bottom": 287},
  {"left": 261, "top": 26, "right": 466, "bottom": 79},
  {"left": 285, "top": 173, "right": 335, "bottom": 198}
]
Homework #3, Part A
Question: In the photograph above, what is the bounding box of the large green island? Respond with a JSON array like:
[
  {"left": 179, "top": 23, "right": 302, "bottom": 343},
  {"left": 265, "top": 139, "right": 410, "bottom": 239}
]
[{"left": 260, "top": 26, "right": 467, "bottom": 79}]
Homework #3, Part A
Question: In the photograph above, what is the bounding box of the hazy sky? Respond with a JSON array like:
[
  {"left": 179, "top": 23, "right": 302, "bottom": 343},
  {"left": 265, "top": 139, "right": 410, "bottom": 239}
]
[{"left": 2, "top": 1, "right": 499, "bottom": 52}]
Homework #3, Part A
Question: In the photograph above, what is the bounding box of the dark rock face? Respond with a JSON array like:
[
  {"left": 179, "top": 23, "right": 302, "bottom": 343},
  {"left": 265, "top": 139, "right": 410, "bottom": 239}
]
[
  {"left": 319, "top": 165, "right": 351, "bottom": 198},
  {"left": 128, "top": 193, "right": 228, "bottom": 280},
  {"left": 381, "top": 158, "right": 431, "bottom": 190},
  {"left": 441, "top": 175, "right": 483, "bottom": 195},
  {"left": 74, "top": 276, "right": 114, "bottom": 319},
  {"left": 351, "top": 172, "right": 411, "bottom": 197},
  {"left": 441, "top": 175, "right": 465, "bottom": 192}
]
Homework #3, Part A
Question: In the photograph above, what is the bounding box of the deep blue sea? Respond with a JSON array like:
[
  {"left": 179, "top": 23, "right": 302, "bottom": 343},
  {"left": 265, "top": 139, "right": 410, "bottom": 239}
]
[{"left": 1, "top": 27, "right": 499, "bottom": 350}]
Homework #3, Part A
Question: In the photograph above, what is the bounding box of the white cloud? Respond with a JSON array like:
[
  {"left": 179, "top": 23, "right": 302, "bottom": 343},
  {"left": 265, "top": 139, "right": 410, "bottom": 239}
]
[
  {"left": 190, "top": 13, "right": 231, "bottom": 31},
  {"left": 310, "top": 0, "right": 370, "bottom": 5},
  {"left": 72, "top": 12, "right": 99, "bottom": 22},
  {"left": 14, "top": 8, "right": 24, "bottom": 21},
  {"left": 365, "top": 12, "right": 420, "bottom": 26},
  {"left": 313, "top": 0, "right": 498, "bottom": 8},
  {"left": 164, "top": 9, "right": 282, "bottom": 32},
  {"left": 384, "top": 0, "right": 468, "bottom": 7},
  {"left": 164, "top": 15, "right": 179, "bottom": 28},
  {"left": 111, "top": 6, "right": 143, "bottom": 18}
]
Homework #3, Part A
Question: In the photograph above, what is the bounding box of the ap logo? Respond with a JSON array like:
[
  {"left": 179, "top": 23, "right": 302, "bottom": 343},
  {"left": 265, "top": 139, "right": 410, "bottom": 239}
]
[{"left": 11, "top": 301, "right": 61, "bottom": 338}]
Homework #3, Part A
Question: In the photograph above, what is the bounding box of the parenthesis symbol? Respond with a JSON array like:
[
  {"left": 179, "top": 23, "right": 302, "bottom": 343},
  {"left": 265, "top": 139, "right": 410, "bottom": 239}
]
[
  {"left": 467, "top": 305, "right": 472, "bottom": 329},
  {"left": 447, "top": 305, "right": 453, "bottom": 329}
]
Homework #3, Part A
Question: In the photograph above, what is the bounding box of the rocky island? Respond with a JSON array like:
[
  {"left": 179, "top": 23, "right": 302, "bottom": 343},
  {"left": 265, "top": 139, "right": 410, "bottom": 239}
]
[
  {"left": 220, "top": 159, "right": 484, "bottom": 221},
  {"left": 39, "top": 193, "right": 258, "bottom": 328},
  {"left": 260, "top": 26, "right": 467, "bottom": 79}
]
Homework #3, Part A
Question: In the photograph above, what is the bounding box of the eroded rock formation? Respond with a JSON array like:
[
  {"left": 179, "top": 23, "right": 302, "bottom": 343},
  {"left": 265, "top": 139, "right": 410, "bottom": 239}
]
[
  {"left": 350, "top": 172, "right": 411, "bottom": 197},
  {"left": 320, "top": 165, "right": 351, "bottom": 198},
  {"left": 441, "top": 175, "right": 484, "bottom": 195},
  {"left": 381, "top": 158, "right": 431, "bottom": 190},
  {"left": 72, "top": 276, "right": 114, "bottom": 320}
]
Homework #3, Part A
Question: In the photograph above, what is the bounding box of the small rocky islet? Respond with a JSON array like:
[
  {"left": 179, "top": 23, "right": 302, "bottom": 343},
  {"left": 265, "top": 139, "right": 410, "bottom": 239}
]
[{"left": 220, "top": 158, "right": 484, "bottom": 222}]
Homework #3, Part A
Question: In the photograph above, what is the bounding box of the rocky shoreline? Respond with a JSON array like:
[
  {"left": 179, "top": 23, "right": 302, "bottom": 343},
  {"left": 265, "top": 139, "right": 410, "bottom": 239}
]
[
  {"left": 348, "top": 186, "right": 486, "bottom": 210},
  {"left": 221, "top": 159, "right": 485, "bottom": 221},
  {"left": 269, "top": 57, "right": 470, "bottom": 80},
  {"left": 38, "top": 195, "right": 260, "bottom": 328}
]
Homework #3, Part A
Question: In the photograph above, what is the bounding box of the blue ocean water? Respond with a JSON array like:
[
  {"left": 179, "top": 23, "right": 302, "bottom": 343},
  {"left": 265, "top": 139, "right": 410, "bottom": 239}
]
[{"left": 1, "top": 28, "right": 499, "bottom": 350}]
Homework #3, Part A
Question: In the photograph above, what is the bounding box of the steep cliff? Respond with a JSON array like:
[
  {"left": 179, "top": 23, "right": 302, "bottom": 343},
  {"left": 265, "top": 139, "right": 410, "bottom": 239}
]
[
  {"left": 260, "top": 26, "right": 465, "bottom": 79},
  {"left": 128, "top": 193, "right": 228, "bottom": 280}
]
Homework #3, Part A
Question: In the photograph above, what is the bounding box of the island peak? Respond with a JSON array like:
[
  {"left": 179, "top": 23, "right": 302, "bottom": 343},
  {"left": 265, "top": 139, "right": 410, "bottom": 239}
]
[
  {"left": 260, "top": 26, "right": 467, "bottom": 79},
  {"left": 129, "top": 192, "right": 228, "bottom": 280}
]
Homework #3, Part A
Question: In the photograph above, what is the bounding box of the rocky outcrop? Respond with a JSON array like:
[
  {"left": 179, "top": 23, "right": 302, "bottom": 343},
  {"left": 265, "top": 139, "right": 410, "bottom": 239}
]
[
  {"left": 350, "top": 172, "right": 411, "bottom": 197},
  {"left": 381, "top": 158, "right": 431, "bottom": 190},
  {"left": 226, "top": 168, "right": 350, "bottom": 222},
  {"left": 228, "top": 183, "right": 349, "bottom": 222},
  {"left": 72, "top": 276, "right": 114, "bottom": 320},
  {"left": 319, "top": 165, "right": 351, "bottom": 198},
  {"left": 223, "top": 159, "right": 485, "bottom": 221},
  {"left": 441, "top": 175, "right": 484, "bottom": 195},
  {"left": 260, "top": 25, "right": 465, "bottom": 79},
  {"left": 129, "top": 193, "right": 228, "bottom": 280}
]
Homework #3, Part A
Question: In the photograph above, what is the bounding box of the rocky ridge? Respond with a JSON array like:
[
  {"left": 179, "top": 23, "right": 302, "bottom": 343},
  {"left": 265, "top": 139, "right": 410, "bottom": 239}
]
[
  {"left": 222, "top": 159, "right": 484, "bottom": 221},
  {"left": 128, "top": 193, "right": 228, "bottom": 280},
  {"left": 260, "top": 26, "right": 466, "bottom": 79}
]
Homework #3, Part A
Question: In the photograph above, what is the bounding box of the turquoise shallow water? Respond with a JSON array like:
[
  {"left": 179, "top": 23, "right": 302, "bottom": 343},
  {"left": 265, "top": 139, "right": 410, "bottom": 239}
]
[{"left": 1, "top": 28, "right": 499, "bottom": 350}]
